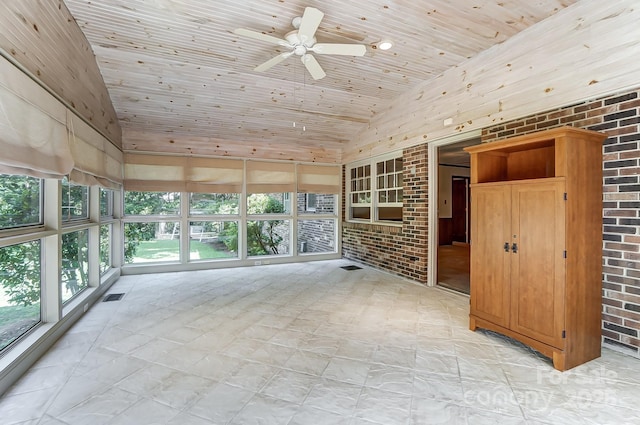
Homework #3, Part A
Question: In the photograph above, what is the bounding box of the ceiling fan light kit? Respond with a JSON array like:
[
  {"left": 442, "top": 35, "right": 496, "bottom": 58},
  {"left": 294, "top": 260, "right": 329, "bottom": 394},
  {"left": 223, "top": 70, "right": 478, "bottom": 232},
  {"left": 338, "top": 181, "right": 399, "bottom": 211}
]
[{"left": 234, "top": 7, "right": 367, "bottom": 80}]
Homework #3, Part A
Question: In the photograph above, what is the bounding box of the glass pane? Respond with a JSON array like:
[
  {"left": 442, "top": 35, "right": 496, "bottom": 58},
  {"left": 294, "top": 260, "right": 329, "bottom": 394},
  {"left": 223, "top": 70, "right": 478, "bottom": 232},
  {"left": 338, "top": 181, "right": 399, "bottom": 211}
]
[
  {"left": 100, "top": 188, "right": 113, "bottom": 217},
  {"left": 364, "top": 165, "right": 370, "bottom": 177},
  {"left": 386, "top": 159, "right": 395, "bottom": 172},
  {"left": 298, "top": 219, "right": 336, "bottom": 254},
  {"left": 352, "top": 193, "right": 359, "bottom": 204},
  {"left": 124, "top": 191, "right": 180, "bottom": 215},
  {"left": 389, "top": 191, "right": 396, "bottom": 203},
  {"left": 0, "top": 241, "right": 41, "bottom": 352},
  {"left": 124, "top": 222, "right": 180, "bottom": 263},
  {"left": 377, "top": 161, "right": 384, "bottom": 174},
  {"left": 247, "top": 220, "right": 290, "bottom": 256},
  {"left": 379, "top": 191, "right": 387, "bottom": 203},
  {"left": 190, "top": 193, "right": 239, "bottom": 215},
  {"left": 398, "top": 189, "right": 403, "bottom": 200},
  {"left": 364, "top": 178, "right": 371, "bottom": 191},
  {"left": 387, "top": 174, "right": 395, "bottom": 188},
  {"left": 358, "top": 193, "right": 368, "bottom": 203},
  {"left": 395, "top": 157, "right": 403, "bottom": 170},
  {"left": 351, "top": 180, "right": 357, "bottom": 192},
  {"left": 0, "top": 174, "right": 42, "bottom": 229},
  {"left": 378, "top": 206, "right": 403, "bottom": 222},
  {"left": 397, "top": 172, "right": 403, "bottom": 187},
  {"left": 351, "top": 207, "right": 370, "bottom": 220},
  {"left": 378, "top": 175, "right": 385, "bottom": 189},
  {"left": 100, "top": 224, "right": 111, "bottom": 275},
  {"left": 247, "top": 193, "right": 291, "bottom": 215},
  {"left": 297, "top": 194, "right": 335, "bottom": 214},
  {"left": 189, "top": 221, "right": 238, "bottom": 261},
  {"left": 62, "top": 179, "right": 89, "bottom": 222},
  {"left": 350, "top": 168, "right": 356, "bottom": 179},
  {"left": 61, "top": 230, "right": 89, "bottom": 303}
]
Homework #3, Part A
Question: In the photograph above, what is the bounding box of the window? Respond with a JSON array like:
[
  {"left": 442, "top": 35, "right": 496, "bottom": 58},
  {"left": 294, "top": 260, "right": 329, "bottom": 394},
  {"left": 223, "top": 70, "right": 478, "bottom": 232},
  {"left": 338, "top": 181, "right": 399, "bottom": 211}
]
[
  {"left": 61, "top": 178, "right": 89, "bottom": 222},
  {"left": 61, "top": 230, "right": 89, "bottom": 303},
  {"left": 376, "top": 156, "right": 403, "bottom": 222},
  {"left": 247, "top": 193, "right": 291, "bottom": 215},
  {"left": 305, "top": 194, "right": 317, "bottom": 212},
  {"left": 100, "top": 188, "right": 114, "bottom": 217},
  {"left": 0, "top": 241, "right": 41, "bottom": 352},
  {"left": 124, "top": 191, "right": 180, "bottom": 216},
  {"left": 0, "top": 174, "right": 42, "bottom": 229},
  {"left": 189, "top": 193, "right": 239, "bottom": 215},
  {"left": 99, "top": 224, "right": 112, "bottom": 275},
  {"left": 297, "top": 194, "right": 336, "bottom": 215},
  {"left": 348, "top": 153, "right": 403, "bottom": 223},
  {"left": 247, "top": 193, "right": 291, "bottom": 257},
  {"left": 297, "top": 219, "right": 335, "bottom": 253},
  {"left": 124, "top": 222, "right": 180, "bottom": 264},
  {"left": 189, "top": 221, "right": 238, "bottom": 261}
]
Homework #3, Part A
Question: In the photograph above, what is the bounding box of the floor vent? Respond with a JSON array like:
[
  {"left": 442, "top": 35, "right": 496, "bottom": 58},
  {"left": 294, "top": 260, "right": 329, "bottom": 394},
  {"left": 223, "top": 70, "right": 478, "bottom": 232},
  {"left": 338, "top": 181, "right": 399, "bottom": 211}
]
[
  {"left": 103, "top": 293, "right": 125, "bottom": 302},
  {"left": 341, "top": 265, "right": 362, "bottom": 271}
]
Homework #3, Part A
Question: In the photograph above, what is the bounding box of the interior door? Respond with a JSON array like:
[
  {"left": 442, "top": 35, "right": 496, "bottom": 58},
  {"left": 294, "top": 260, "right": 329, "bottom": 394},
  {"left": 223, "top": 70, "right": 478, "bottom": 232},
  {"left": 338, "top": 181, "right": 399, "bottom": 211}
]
[
  {"left": 509, "top": 180, "right": 566, "bottom": 348},
  {"left": 470, "top": 184, "right": 511, "bottom": 327}
]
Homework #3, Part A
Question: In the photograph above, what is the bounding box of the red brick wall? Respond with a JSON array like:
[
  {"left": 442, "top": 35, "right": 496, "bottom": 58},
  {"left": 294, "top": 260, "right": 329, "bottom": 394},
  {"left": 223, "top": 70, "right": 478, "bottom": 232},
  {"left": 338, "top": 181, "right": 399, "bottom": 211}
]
[
  {"left": 342, "top": 144, "right": 429, "bottom": 283},
  {"left": 482, "top": 88, "right": 640, "bottom": 358}
]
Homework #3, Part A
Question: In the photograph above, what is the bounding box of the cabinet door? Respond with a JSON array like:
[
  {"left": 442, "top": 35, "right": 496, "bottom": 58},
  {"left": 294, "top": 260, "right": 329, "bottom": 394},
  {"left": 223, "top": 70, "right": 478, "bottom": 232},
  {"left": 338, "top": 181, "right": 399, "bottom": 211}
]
[
  {"left": 509, "top": 181, "right": 566, "bottom": 348},
  {"left": 470, "top": 184, "right": 511, "bottom": 327}
]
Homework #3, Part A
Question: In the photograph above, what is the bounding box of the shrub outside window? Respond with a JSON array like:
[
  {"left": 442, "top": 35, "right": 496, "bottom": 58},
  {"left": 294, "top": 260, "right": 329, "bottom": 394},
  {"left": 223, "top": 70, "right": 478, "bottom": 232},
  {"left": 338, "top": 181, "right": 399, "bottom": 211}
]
[
  {"left": 61, "top": 178, "right": 89, "bottom": 222},
  {"left": 124, "top": 191, "right": 180, "bottom": 216},
  {"left": 0, "top": 240, "right": 41, "bottom": 352},
  {"left": 190, "top": 193, "right": 239, "bottom": 215},
  {"left": 61, "top": 229, "right": 89, "bottom": 303}
]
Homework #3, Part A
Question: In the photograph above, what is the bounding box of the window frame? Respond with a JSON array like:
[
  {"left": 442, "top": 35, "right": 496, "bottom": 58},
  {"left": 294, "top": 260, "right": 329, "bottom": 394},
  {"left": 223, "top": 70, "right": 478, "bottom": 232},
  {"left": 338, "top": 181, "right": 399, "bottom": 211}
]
[{"left": 347, "top": 151, "right": 403, "bottom": 225}]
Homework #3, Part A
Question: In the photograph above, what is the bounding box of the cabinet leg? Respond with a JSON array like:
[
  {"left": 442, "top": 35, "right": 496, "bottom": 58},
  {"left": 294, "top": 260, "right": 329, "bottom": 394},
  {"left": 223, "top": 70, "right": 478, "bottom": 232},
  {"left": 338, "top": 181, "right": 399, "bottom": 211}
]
[
  {"left": 469, "top": 316, "right": 477, "bottom": 331},
  {"left": 552, "top": 351, "right": 566, "bottom": 371}
]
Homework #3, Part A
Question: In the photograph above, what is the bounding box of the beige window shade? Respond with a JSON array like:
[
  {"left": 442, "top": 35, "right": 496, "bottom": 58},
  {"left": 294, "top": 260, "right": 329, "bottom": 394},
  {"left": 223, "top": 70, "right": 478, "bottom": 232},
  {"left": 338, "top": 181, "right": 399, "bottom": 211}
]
[
  {"left": 0, "top": 57, "right": 73, "bottom": 179},
  {"left": 297, "top": 164, "right": 342, "bottom": 194},
  {"left": 67, "top": 113, "right": 123, "bottom": 189},
  {"left": 186, "top": 157, "right": 243, "bottom": 193},
  {"left": 246, "top": 161, "right": 295, "bottom": 193},
  {"left": 124, "top": 154, "right": 187, "bottom": 192}
]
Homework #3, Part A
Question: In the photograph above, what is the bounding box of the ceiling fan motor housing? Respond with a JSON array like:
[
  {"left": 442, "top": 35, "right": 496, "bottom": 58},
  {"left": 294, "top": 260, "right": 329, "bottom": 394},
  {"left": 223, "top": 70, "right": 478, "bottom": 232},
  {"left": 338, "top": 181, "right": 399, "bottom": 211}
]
[{"left": 285, "top": 30, "right": 316, "bottom": 55}]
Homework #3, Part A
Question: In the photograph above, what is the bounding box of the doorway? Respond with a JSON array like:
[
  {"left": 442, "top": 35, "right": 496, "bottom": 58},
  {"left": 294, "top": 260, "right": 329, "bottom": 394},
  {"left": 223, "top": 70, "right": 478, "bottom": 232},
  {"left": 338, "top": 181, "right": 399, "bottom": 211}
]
[{"left": 436, "top": 138, "right": 477, "bottom": 294}]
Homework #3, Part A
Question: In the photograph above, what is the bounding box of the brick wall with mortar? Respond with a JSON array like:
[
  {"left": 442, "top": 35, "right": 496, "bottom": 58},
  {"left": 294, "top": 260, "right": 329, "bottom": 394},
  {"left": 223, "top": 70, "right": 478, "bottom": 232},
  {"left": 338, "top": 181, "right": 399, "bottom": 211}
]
[
  {"left": 482, "top": 88, "right": 640, "bottom": 358},
  {"left": 342, "top": 144, "right": 429, "bottom": 283}
]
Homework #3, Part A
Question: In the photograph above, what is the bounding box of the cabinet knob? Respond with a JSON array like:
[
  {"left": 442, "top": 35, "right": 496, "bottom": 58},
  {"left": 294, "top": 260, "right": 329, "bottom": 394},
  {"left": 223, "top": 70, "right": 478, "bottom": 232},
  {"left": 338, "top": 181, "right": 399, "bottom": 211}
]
[
  {"left": 512, "top": 243, "right": 518, "bottom": 254},
  {"left": 504, "top": 242, "right": 510, "bottom": 252}
]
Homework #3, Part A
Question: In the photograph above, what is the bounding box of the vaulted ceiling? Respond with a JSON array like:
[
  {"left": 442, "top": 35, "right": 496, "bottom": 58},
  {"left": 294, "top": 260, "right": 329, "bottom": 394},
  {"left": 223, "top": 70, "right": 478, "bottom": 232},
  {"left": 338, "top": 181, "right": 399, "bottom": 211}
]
[{"left": 62, "top": 0, "right": 578, "bottom": 160}]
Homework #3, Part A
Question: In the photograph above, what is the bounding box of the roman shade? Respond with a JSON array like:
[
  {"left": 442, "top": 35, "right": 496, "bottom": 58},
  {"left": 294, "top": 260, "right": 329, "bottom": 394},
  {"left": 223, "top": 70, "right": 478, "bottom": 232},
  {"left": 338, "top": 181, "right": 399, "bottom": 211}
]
[
  {"left": 67, "top": 113, "right": 123, "bottom": 189},
  {"left": 0, "top": 57, "right": 73, "bottom": 179},
  {"left": 186, "top": 157, "right": 243, "bottom": 193},
  {"left": 246, "top": 161, "right": 295, "bottom": 193},
  {"left": 296, "top": 164, "right": 341, "bottom": 194},
  {"left": 124, "top": 153, "right": 187, "bottom": 192}
]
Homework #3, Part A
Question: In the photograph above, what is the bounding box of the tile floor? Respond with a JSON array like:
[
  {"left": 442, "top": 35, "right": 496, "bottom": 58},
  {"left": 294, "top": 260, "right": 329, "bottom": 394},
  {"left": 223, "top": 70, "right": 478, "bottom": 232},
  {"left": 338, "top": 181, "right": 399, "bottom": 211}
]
[{"left": 1, "top": 259, "right": 640, "bottom": 425}]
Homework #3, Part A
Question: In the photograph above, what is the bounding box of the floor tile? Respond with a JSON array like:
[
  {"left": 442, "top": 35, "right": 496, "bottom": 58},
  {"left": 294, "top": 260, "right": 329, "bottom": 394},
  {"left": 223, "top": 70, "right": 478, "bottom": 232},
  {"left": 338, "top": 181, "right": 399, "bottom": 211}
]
[{"left": 1, "top": 260, "right": 639, "bottom": 425}]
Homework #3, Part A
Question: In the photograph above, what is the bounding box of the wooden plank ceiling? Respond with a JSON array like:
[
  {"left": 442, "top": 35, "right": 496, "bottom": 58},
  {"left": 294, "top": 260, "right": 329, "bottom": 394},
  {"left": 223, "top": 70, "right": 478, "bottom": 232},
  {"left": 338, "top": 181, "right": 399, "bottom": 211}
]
[{"left": 63, "top": 0, "right": 578, "bottom": 162}]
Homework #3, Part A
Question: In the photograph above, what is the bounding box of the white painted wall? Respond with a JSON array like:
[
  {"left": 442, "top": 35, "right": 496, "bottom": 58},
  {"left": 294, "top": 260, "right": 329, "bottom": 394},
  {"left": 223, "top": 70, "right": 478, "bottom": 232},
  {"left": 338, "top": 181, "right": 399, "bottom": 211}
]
[{"left": 438, "top": 165, "right": 470, "bottom": 218}]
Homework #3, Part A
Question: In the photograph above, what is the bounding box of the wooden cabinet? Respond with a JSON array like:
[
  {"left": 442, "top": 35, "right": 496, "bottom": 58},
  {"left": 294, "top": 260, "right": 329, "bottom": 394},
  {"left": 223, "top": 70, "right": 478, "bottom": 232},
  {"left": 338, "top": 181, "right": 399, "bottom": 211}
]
[{"left": 464, "top": 127, "right": 606, "bottom": 371}]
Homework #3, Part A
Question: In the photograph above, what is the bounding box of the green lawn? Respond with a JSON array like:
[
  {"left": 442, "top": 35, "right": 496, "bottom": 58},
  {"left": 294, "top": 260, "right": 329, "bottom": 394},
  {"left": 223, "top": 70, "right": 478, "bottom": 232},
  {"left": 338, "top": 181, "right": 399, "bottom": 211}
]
[
  {"left": 0, "top": 303, "right": 40, "bottom": 351},
  {"left": 132, "top": 239, "right": 235, "bottom": 262}
]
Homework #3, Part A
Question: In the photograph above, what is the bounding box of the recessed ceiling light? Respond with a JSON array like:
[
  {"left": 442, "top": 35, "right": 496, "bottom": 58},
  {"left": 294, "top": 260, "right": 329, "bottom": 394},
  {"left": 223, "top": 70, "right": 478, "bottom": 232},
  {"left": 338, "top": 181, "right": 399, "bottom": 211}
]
[{"left": 378, "top": 40, "right": 393, "bottom": 50}]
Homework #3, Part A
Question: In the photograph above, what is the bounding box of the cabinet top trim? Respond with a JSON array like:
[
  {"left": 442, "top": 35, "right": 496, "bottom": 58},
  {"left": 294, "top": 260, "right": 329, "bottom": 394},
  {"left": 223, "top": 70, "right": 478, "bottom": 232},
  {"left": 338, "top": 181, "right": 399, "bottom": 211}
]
[{"left": 463, "top": 126, "right": 606, "bottom": 155}]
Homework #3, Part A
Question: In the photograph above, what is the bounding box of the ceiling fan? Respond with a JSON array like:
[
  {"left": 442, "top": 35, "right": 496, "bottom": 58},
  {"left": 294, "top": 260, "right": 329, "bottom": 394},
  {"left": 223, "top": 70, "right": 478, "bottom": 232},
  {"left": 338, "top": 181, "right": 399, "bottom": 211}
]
[{"left": 234, "top": 6, "right": 367, "bottom": 80}]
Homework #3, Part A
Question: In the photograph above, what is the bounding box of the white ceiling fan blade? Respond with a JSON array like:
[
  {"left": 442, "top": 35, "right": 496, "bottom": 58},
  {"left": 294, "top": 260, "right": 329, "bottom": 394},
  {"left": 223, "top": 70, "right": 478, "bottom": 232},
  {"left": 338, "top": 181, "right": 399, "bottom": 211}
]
[
  {"left": 234, "top": 28, "right": 289, "bottom": 47},
  {"left": 255, "top": 52, "right": 293, "bottom": 72},
  {"left": 297, "top": 7, "right": 324, "bottom": 44},
  {"left": 311, "top": 43, "right": 366, "bottom": 56},
  {"left": 301, "top": 54, "right": 326, "bottom": 80}
]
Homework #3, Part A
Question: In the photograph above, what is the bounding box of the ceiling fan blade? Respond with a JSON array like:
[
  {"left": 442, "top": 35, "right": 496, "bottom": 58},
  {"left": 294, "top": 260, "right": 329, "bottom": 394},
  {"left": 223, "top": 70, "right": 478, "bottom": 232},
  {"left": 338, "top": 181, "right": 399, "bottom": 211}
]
[
  {"left": 311, "top": 43, "right": 366, "bottom": 56},
  {"left": 255, "top": 52, "right": 292, "bottom": 72},
  {"left": 297, "top": 7, "right": 324, "bottom": 44},
  {"left": 301, "top": 54, "right": 326, "bottom": 80},
  {"left": 234, "top": 28, "right": 289, "bottom": 47}
]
